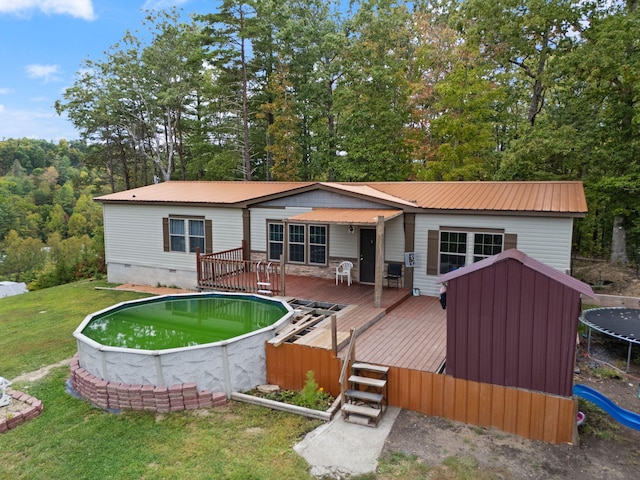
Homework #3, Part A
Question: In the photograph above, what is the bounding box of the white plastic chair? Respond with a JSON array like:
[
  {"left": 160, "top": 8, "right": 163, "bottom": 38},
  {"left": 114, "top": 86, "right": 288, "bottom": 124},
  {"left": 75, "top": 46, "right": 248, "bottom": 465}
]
[{"left": 336, "top": 261, "right": 353, "bottom": 286}]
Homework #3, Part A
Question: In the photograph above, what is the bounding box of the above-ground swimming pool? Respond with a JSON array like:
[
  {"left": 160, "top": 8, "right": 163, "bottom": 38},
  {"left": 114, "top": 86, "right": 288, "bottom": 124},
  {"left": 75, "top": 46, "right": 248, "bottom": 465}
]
[
  {"left": 580, "top": 307, "right": 640, "bottom": 372},
  {"left": 73, "top": 292, "right": 294, "bottom": 395}
]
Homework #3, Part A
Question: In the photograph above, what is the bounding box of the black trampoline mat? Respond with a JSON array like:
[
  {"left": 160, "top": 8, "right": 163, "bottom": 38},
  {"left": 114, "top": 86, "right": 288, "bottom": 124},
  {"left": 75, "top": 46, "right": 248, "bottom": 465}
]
[{"left": 583, "top": 308, "right": 640, "bottom": 340}]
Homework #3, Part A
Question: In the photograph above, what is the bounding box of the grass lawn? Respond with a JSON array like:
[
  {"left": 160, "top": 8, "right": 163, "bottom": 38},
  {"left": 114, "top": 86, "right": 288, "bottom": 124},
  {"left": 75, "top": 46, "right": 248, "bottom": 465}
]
[
  {"left": 0, "top": 279, "right": 149, "bottom": 379},
  {"left": 1, "top": 367, "right": 319, "bottom": 479},
  {"left": 0, "top": 280, "right": 320, "bottom": 479}
]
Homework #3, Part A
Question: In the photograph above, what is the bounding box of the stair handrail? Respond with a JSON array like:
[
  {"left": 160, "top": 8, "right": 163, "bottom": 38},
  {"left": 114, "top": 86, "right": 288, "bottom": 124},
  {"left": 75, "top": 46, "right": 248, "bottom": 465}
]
[{"left": 339, "top": 328, "right": 357, "bottom": 408}]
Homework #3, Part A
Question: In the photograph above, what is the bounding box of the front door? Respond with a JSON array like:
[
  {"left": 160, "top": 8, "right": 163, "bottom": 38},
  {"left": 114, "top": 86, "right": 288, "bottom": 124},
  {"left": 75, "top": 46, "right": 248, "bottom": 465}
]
[{"left": 359, "top": 228, "right": 376, "bottom": 283}]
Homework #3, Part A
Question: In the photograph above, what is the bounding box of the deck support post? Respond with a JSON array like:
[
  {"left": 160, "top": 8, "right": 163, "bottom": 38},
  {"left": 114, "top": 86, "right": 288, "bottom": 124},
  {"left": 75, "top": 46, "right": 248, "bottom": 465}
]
[
  {"left": 280, "top": 254, "right": 285, "bottom": 295},
  {"left": 374, "top": 216, "right": 385, "bottom": 308},
  {"left": 331, "top": 314, "right": 337, "bottom": 356}
]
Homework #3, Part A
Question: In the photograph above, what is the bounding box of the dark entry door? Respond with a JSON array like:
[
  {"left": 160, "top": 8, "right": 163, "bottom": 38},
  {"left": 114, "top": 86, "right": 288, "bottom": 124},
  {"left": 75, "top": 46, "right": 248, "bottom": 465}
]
[{"left": 359, "top": 229, "right": 376, "bottom": 283}]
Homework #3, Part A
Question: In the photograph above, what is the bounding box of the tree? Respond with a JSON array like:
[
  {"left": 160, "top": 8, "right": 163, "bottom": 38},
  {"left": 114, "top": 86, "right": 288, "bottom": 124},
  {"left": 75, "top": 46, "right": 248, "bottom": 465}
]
[
  {"left": 200, "top": 1, "right": 258, "bottom": 180},
  {"left": 563, "top": 0, "right": 640, "bottom": 264},
  {"left": 260, "top": 65, "right": 302, "bottom": 180},
  {"left": 334, "top": 0, "right": 416, "bottom": 181},
  {"left": 54, "top": 182, "right": 76, "bottom": 216},
  {"left": 57, "top": 9, "right": 206, "bottom": 184},
  {"left": 0, "top": 193, "right": 17, "bottom": 241},
  {"left": 460, "top": 0, "right": 581, "bottom": 127},
  {"left": 407, "top": 12, "right": 505, "bottom": 180},
  {"left": 45, "top": 204, "right": 68, "bottom": 238},
  {"left": 0, "top": 230, "right": 47, "bottom": 282}
]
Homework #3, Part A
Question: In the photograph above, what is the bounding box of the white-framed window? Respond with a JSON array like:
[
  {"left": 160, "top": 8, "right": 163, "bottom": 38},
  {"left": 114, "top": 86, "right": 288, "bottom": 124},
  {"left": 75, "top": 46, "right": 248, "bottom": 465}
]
[
  {"left": 267, "top": 221, "right": 327, "bottom": 265},
  {"left": 169, "top": 218, "right": 205, "bottom": 253},
  {"left": 438, "top": 230, "right": 504, "bottom": 274},
  {"left": 473, "top": 233, "right": 503, "bottom": 262},
  {"left": 288, "top": 224, "right": 306, "bottom": 263},
  {"left": 439, "top": 231, "right": 468, "bottom": 274},
  {"left": 309, "top": 225, "right": 327, "bottom": 265},
  {"left": 268, "top": 223, "right": 284, "bottom": 261}
]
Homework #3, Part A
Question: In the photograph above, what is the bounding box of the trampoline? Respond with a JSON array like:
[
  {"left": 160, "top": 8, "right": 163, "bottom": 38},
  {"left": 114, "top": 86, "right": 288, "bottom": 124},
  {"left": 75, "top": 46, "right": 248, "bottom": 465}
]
[{"left": 580, "top": 307, "right": 640, "bottom": 372}]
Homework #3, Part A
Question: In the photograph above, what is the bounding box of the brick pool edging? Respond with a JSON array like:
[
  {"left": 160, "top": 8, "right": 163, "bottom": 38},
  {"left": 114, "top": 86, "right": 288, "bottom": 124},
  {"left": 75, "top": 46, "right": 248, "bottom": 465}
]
[
  {"left": 0, "top": 390, "right": 44, "bottom": 433},
  {"left": 69, "top": 355, "right": 227, "bottom": 412}
]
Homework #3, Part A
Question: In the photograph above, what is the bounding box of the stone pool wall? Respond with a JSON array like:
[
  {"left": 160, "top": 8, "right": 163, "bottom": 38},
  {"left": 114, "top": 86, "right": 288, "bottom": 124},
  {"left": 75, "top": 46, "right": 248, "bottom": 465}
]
[{"left": 69, "top": 355, "right": 227, "bottom": 412}]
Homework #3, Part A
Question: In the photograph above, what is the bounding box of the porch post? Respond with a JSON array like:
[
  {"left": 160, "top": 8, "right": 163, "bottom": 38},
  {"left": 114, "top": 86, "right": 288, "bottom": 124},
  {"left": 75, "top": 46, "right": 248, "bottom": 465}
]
[
  {"left": 374, "top": 216, "right": 385, "bottom": 308},
  {"left": 280, "top": 254, "right": 285, "bottom": 295},
  {"left": 195, "top": 247, "right": 202, "bottom": 290}
]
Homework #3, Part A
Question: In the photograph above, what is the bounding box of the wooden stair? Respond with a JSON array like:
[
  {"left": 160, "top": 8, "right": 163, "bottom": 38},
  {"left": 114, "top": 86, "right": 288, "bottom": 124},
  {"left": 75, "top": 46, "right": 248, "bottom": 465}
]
[{"left": 341, "top": 362, "right": 389, "bottom": 427}]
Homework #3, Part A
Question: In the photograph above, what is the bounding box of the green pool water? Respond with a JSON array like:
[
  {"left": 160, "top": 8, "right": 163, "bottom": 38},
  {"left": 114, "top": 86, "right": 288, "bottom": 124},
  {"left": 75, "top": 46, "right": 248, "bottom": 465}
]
[{"left": 81, "top": 294, "right": 289, "bottom": 350}]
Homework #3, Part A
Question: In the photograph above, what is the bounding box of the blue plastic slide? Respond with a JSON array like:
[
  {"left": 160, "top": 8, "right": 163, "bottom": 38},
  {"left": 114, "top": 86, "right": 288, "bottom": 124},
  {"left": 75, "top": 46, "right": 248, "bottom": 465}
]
[{"left": 573, "top": 384, "right": 640, "bottom": 431}]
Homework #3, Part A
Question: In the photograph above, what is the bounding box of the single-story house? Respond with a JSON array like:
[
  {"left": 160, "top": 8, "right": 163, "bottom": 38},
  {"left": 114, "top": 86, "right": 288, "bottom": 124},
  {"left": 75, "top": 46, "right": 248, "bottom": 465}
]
[{"left": 94, "top": 181, "right": 587, "bottom": 297}]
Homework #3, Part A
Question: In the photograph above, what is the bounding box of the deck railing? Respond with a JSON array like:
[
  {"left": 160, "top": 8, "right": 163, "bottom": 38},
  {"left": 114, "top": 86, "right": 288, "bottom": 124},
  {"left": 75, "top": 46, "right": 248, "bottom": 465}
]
[
  {"left": 196, "top": 246, "right": 284, "bottom": 295},
  {"left": 339, "top": 328, "right": 358, "bottom": 411}
]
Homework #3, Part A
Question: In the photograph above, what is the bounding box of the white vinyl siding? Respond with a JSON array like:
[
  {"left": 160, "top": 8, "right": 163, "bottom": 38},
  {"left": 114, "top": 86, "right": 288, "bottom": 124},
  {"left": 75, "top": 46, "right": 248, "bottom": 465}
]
[
  {"left": 413, "top": 214, "right": 574, "bottom": 296},
  {"left": 102, "top": 204, "right": 242, "bottom": 288},
  {"left": 383, "top": 215, "right": 405, "bottom": 263},
  {"left": 328, "top": 224, "right": 358, "bottom": 259}
]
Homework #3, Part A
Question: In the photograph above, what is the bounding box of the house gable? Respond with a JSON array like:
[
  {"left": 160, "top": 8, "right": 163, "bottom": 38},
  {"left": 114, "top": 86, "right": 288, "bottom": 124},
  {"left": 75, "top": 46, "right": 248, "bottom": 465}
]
[{"left": 256, "top": 189, "right": 395, "bottom": 210}]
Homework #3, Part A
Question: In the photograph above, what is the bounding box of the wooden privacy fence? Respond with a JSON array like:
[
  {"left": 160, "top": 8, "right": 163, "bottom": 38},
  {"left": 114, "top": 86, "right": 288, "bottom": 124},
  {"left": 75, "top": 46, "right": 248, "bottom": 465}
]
[
  {"left": 387, "top": 366, "right": 577, "bottom": 445},
  {"left": 265, "top": 342, "right": 577, "bottom": 444},
  {"left": 196, "top": 246, "right": 284, "bottom": 295},
  {"left": 266, "top": 343, "right": 342, "bottom": 396}
]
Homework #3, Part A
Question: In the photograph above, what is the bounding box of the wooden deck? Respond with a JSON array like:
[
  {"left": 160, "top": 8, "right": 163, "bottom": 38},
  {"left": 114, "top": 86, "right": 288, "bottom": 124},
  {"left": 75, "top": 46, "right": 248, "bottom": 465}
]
[
  {"left": 276, "top": 275, "right": 447, "bottom": 373},
  {"left": 344, "top": 296, "right": 447, "bottom": 373}
]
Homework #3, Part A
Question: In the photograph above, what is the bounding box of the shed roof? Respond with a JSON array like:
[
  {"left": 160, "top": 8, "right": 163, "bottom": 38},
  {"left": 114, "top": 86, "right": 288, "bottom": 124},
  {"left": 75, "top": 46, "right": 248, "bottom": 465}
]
[
  {"left": 95, "top": 180, "right": 587, "bottom": 216},
  {"left": 439, "top": 249, "right": 595, "bottom": 298}
]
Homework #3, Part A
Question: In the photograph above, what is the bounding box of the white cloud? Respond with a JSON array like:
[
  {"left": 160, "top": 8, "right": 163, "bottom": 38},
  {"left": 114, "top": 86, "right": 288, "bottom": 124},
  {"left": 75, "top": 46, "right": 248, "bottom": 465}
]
[
  {"left": 0, "top": 88, "right": 12, "bottom": 95},
  {"left": 25, "top": 64, "right": 61, "bottom": 82},
  {"left": 0, "top": 1, "right": 96, "bottom": 21}
]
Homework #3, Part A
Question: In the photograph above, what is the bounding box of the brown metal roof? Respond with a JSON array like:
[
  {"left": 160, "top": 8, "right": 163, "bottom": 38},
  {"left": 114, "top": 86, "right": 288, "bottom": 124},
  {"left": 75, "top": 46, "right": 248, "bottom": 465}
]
[
  {"left": 321, "top": 183, "right": 416, "bottom": 207},
  {"left": 95, "top": 180, "right": 587, "bottom": 215},
  {"left": 365, "top": 181, "right": 587, "bottom": 214},
  {"left": 94, "top": 181, "right": 314, "bottom": 205},
  {"left": 286, "top": 208, "right": 403, "bottom": 225},
  {"left": 439, "top": 248, "right": 595, "bottom": 298}
]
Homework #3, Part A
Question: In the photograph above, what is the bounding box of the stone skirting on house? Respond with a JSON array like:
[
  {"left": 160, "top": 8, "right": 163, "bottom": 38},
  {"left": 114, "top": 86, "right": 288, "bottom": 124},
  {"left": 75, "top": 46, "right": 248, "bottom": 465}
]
[
  {"left": 0, "top": 390, "right": 44, "bottom": 433},
  {"left": 69, "top": 355, "right": 227, "bottom": 412}
]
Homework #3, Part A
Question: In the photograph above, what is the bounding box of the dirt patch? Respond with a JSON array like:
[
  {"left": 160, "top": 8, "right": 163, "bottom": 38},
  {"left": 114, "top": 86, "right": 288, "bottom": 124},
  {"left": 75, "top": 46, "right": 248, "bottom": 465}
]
[
  {"left": 383, "top": 260, "right": 640, "bottom": 479},
  {"left": 0, "top": 395, "right": 31, "bottom": 421},
  {"left": 110, "top": 283, "right": 193, "bottom": 295},
  {"left": 572, "top": 258, "right": 640, "bottom": 297},
  {"left": 383, "top": 399, "right": 640, "bottom": 479}
]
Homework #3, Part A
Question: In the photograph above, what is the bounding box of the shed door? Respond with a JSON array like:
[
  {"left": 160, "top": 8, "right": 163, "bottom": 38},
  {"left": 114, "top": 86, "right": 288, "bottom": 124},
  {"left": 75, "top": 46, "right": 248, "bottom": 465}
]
[{"left": 359, "top": 228, "right": 376, "bottom": 283}]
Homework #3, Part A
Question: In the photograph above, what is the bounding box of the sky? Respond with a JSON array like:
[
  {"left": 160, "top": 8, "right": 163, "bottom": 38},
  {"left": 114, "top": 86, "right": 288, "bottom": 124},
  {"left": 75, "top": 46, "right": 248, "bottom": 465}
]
[{"left": 0, "top": 0, "right": 217, "bottom": 142}]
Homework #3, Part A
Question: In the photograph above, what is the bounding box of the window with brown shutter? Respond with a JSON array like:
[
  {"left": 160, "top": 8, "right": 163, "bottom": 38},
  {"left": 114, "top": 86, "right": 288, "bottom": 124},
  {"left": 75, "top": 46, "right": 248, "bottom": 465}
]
[
  {"left": 162, "top": 216, "right": 210, "bottom": 253},
  {"left": 426, "top": 228, "right": 517, "bottom": 276}
]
